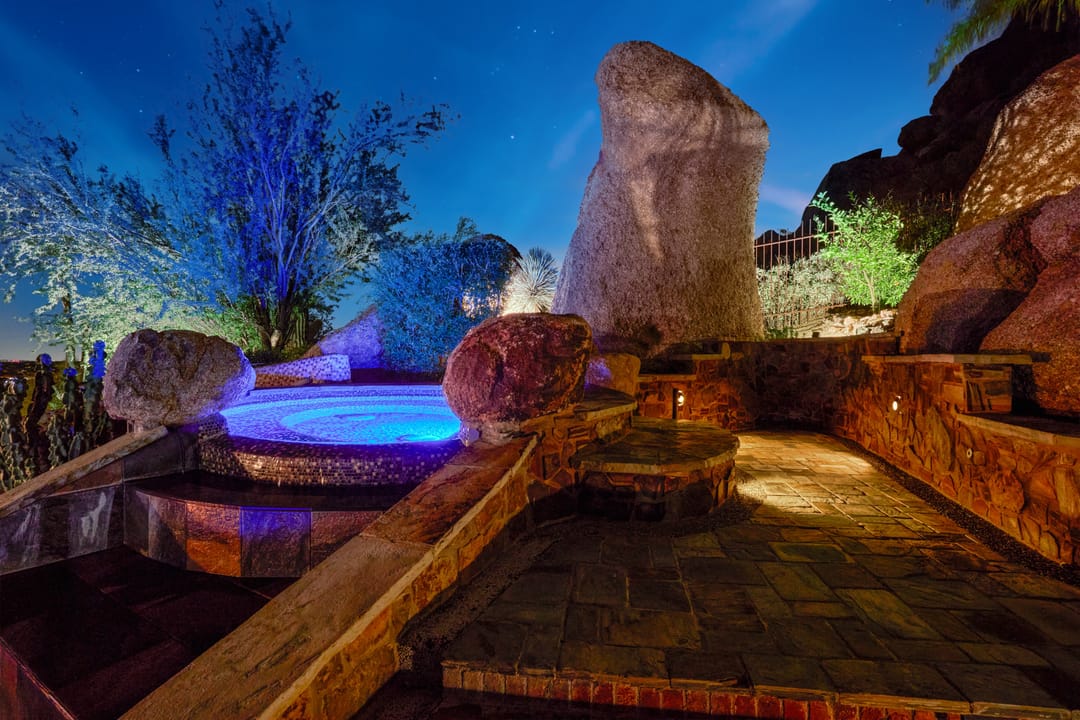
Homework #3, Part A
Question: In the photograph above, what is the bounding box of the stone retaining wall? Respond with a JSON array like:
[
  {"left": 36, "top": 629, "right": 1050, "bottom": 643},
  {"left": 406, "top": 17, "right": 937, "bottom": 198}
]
[
  {"left": 637, "top": 338, "right": 1080, "bottom": 566},
  {"left": 834, "top": 356, "right": 1080, "bottom": 566},
  {"left": 0, "top": 427, "right": 180, "bottom": 575}
]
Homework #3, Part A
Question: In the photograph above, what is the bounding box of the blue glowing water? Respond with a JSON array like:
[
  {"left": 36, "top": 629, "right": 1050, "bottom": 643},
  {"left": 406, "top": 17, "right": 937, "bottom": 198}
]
[{"left": 220, "top": 385, "right": 461, "bottom": 445}]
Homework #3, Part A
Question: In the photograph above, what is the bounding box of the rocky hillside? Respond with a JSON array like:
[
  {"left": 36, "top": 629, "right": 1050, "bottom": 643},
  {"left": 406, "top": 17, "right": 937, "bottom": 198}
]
[{"left": 797, "top": 15, "right": 1080, "bottom": 230}]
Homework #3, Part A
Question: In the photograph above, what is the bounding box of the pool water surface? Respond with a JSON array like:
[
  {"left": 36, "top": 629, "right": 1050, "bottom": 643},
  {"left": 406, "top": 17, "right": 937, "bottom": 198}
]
[{"left": 221, "top": 385, "right": 461, "bottom": 445}]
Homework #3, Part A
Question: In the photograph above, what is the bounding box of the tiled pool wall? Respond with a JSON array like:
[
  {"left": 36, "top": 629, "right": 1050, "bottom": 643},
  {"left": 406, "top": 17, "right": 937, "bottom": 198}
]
[
  {"left": 199, "top": 430, "right": 461, "bottom": 486},
  {"left": 124, "top": 481, "right": 384, "bottom": 577},
  {"left": 638, "top": 337, "right": 1080, "bottom": 566},
  {"left": 0, "top": 428, "right": 185, "bottom": 576}
]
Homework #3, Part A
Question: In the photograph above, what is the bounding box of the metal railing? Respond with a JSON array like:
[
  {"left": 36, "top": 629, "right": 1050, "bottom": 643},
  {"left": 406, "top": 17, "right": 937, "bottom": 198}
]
[{"left": 755, "top": 224, "right": 846, "bottom": 334}]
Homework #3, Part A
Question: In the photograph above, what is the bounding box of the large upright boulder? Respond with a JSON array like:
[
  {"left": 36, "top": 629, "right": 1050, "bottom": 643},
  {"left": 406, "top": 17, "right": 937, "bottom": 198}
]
[
  {"left": 442, "top": 314, "right": 592, "bottom": 439},
  {"left": 302, "top": 304, "right": 383, "bottom": 369},
  {"left": 981, "top": 258, "right": 1080, "bottom": 417},
  {"left": 552, "top": 41, "right": 766, "bottom": 353},
  {"left": 104, "top": 329, "right": 255, "bottom": 431},
  {"left": 958, "top": 55, "right": 1080, "bottom": 232},
  {"left": 896, "top": 214, "right": 1044, "bottom": 353}
]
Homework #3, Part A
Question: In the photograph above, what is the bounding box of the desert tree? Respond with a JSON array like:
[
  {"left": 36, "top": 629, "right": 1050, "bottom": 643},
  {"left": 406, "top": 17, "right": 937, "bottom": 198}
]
[
  {"left": 0, "top": 120, "right": 182, "bottom": 358},
  {"left": 153, "top": 6, "right": 448, "bottom": 353}
]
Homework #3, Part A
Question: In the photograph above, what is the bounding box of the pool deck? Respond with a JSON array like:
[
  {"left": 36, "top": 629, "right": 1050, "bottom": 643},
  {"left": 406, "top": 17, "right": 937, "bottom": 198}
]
[{"left": 366, "top": 431, "right": 1080, "bottom": 719}]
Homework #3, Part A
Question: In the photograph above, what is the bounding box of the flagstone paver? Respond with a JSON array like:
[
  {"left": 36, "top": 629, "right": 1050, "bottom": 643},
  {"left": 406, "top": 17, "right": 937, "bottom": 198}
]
[{"left": 436, "top": 431, "right": 1080, "bottom": 718}]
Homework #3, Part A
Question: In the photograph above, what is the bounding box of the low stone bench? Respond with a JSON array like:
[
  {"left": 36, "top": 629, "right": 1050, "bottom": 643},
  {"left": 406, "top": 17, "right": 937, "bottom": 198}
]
[{"left": 571, "top": 417, "right": 739, "bottom": 521}]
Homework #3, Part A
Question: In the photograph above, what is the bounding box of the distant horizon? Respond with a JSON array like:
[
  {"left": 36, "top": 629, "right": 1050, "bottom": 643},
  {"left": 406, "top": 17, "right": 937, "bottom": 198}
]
[{"left": 0, "top": 1, "right": 962, "bottom": 360}]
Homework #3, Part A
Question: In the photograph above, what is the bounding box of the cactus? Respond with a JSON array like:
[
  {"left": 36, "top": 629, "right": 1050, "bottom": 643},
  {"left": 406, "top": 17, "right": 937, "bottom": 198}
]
[
  {"left": 25, "top": 354, "right": 55, "bottom": 475},
  {"left": 1, "top": 378, "right": 33, "bottom": 491},
  {"left": 1, "top": 340, "right": 114, "bottom": 494},
  {"left": 81, "top": 340, "right": 110, "bottom": 448}
]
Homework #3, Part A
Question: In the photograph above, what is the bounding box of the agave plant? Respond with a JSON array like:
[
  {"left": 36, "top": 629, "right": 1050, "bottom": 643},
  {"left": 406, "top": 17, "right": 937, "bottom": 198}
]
[{"left": 501, "top": 247, "right": 560, "bottom": 315}]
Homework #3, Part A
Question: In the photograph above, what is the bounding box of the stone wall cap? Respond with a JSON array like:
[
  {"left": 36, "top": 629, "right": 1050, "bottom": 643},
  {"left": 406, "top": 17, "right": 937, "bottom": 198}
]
[
  {"left": 0, "top": 427, "right": 168, "bottom": 519},
  {"left": 573, "top": 387, "right": 637, "bottom": 422},
  {"left": 958, "top": 413, "right": 1080, "bottom": 450},
  {"left": 863, "top": 353, "right": 1033, "bottom": 365},
  {"left": 637, "top": 373, "right": 699, "bottom": 382}
]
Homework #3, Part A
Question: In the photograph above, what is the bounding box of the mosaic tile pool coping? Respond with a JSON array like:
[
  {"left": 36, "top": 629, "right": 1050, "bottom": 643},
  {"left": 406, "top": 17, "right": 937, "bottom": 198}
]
[{"left": 198, "top": 385, "right": 463, "bottom": 486}]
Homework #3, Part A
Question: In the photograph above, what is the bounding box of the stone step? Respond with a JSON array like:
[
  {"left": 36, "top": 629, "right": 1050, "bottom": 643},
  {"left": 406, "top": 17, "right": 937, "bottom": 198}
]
[{"left": 569, "top": 417, "right": 739, "bottom": 521}]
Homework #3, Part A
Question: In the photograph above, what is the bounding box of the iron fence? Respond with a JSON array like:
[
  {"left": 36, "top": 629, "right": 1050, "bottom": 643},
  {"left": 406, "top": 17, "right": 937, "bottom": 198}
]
[{"left": 755, "top": 224, "right": 847, "bottom": 334}]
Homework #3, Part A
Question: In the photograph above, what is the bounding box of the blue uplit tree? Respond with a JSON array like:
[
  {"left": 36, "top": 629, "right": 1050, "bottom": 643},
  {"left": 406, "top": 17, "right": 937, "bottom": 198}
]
[{"left": 152, "top": 6, "right": 449, "bottom": 354}]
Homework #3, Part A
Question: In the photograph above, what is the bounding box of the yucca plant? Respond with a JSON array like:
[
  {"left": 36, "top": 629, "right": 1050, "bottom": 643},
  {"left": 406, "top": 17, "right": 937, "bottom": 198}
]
[{"left": 501, "top": 247, "right": 560, "bottom": 315}]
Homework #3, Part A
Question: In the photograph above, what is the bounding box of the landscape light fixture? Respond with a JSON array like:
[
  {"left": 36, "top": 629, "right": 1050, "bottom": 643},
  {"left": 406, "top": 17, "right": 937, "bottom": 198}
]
[{"left": 672, "top": 388, "right": 686, "bottom": 420}]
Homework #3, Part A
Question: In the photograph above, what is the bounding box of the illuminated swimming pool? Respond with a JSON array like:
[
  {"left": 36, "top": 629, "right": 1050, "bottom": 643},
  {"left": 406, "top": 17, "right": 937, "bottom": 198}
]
[
  {"left": 199, "top": 385, "right": 463, "bottom": 486},
  {"left": 220, "top": 385, "right": 461, "bottom": 445}
]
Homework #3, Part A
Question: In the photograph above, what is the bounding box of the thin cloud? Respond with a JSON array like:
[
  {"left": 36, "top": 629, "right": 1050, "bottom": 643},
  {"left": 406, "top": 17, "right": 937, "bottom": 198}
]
[
  {"left": 759, "top": 182, "right": 811, "bottom": 214},
  {"left": 548, "top": 109, "right": 597, "bottom": 170},
  {"left": 701, "top": 0, "right": 818, "bottom": 82}
]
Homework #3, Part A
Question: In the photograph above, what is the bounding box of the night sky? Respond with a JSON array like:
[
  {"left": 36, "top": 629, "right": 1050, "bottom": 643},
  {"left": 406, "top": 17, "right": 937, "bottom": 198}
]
[{"left": 0, "top": 0, "right": 960, "bottom": 359}]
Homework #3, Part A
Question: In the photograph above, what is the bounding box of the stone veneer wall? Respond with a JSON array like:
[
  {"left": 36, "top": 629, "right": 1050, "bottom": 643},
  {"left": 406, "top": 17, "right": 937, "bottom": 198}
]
[
  {"left": 520, "top": 392, "right": 634, "bottom": 523},
  {"left": 834, "top": 357, "right": 1080, "bottom": 565},
  {"left": 637, "top": 337, "right": 1080, "bottom": 566},
  {"left": 0, "top": 427, "right": 182, "bottom": 575}
]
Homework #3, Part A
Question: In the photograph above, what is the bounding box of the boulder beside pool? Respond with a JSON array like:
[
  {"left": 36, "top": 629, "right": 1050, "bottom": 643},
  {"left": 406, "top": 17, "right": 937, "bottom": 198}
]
[
  {"left": 442, "top": 314, "right": 592, "bottom": 441},
  {"left": 104, "top": 329, "right": 255, "bottom": 431}
]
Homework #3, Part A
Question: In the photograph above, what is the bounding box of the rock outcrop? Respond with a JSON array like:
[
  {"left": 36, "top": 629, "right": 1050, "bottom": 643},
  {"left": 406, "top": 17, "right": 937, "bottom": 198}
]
[
  {"left": 896, "top": 214, "right": 1044, "bottom": 353},
  {"left": 302, "top": 304, "right": 383, "bottom": 369},
  {"left": 801, "top": 16, "right": 1080, "bottom": 229},
  {"left": 552, "top": 41, "right": 767, "bottom": 353},
  {"left": 957, "top": 54, "right": 1080, "bottom": 232},
  {"left": 981, "top": 258, "right": 1080, "bottom": 417},
  {"left": 442, "top": 314, "right": 592, "bottom": 440},
  {"left": 104, "top": 329, "right": 255, "bottom": 430},
  {"left": 898, "top": 185, "right": 1080, "bottom": 415}
]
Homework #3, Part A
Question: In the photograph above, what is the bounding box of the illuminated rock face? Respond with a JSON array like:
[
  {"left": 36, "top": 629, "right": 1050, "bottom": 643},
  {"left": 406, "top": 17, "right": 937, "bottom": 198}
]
[
  {"left": 104, "top": 329, "right": 255, "bottom": 430},
  {"left": 302, "top": 304, "right": 383, "bottom": 369},
  {"left": 552, "top": 41, "right": 767, "bottom": 353},
  {"left": 895, "top": 215, "right": 1043, "bottom": 354},
  {"left": 982, "top": 258, "right": 1080, "bottom": 417},
  {"left": 898, "top": 184, "right": 1080, "bottom": 416},
  {"left": 442, "top": 313, "right": 591, "bottom": 439},
  {"left": 957, "top": 54, "right": 1080, "bottom": 233}
]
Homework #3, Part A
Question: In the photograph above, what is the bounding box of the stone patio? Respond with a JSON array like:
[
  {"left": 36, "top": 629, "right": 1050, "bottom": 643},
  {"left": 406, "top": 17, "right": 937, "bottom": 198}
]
[{"left": 429, "top": 431, "right": 1080, "bottom": 719}]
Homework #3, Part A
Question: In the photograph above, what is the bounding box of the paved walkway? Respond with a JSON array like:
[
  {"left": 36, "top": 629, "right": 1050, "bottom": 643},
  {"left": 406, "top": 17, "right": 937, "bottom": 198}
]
[{"left": 433, "top": 431, "right": 1080, "bottom": 719}]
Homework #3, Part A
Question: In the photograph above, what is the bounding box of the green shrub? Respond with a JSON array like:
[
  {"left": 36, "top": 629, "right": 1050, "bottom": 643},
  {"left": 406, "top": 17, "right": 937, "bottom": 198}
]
[
  {"left": 811, "top": 193, "right": 918, "bottom": 310},
  {"left": 757, "top": 253, "right": 844, "bottom": 333}
]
